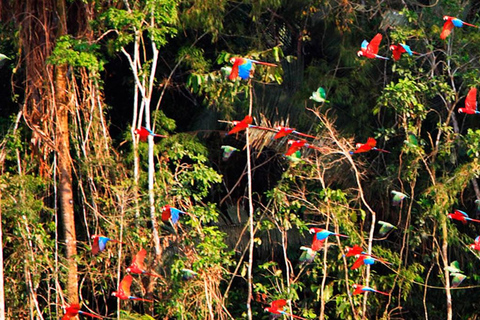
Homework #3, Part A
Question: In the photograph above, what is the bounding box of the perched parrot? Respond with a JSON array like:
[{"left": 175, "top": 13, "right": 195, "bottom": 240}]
[
  {"left": 441, "top": 16, "right": 479, "bottom": 40},
  {"left": 161, "top": 205, "right": 190, "bottom": 225},
  {"left": 352, "top": 284, "right": 389, "bottom": 296},
  {"left": 299, "top": 246, "right": 317, "bottom": 265},
  {"left": 181, "top": 268, "right": 198, "bottom": 281},
  {"left": 350, "top": 253, "right": 389, "bottom": 270},
  {"left": 91, "top": 235, "right": 123, "bottom": 255},
  {"left": 351, "top": 137, "right": 389, "bottom": 154},
  {"left": 404, "top": 133, "right": 419, "bottom": 148},
  {"left": 285, "top": 139, "right": 323, "bottom": 156},
  {"left": 220, "top": 145, "right": 240, "bottom": 161},
  {"left": 344, "top": 245, "right": 364, "bottom": 257},
  {"left": 309, "top": 87, "right": 330, "bottom": 103},
  {"left": 445, "top": 260, "right": 462, "bottom": 274},
  {"left": 264, "top": 299, "right": 307, "bottom": 320},
  {"left": 448, "top": 209, "right": 480, "bottom": 224},
  {"left": 469, "top": 236, "right": 480, "bottom": 251},
  {"left": 458, "top": 87, "right": 479, "bottom": 114},
  {"left": 62, "top": 303, "right": 103, "bottom": 319},
  {"left": 227, "top": 115, "right": 253, "bottom": 135},
  {"left": 309, "top": 228, "right": 348, "bottom": 241},
  {"left": 228, "top": 57, "right": 277, "bottom": 81},
  {"left": 273, "top": 126, "right": 316, "bottom": 140},
  {"left": 285, "top": 150, "right": 303, "bottom": 163},
  {"left": 389, "top": 43, "right": 420, "bottom": 61},
  {"left": 391, "top": 190, "right": 408, "bottom": 206},
  {"left": 357, "top": 33, "right": 389, "bottom": 60},
  {"left": 112, "top": 274, "right": 153, "bottom": 302},
  {"left": 134, "top": 127, "right": 166, "bottom": 142},
  {"left": 126, "top": 248, "right": 160, "bottom": 277},
  {"left": 378, "top": 220, "right": 397, "bottom": 236}
]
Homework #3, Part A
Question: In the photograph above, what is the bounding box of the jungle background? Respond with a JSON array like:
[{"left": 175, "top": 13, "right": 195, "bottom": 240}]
[{"left": 0, "top": 0, "right": 479, "bottom": 319}]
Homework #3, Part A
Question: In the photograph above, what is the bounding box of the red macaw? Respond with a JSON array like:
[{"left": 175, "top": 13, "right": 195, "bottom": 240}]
[
  {"left": 469, "top": 236, "right": 480, "bottom": 251},
  {"left": 357, "top": 34, "right": 389, "bottom": 60},
  {"left": 285, "top": 139, "right": 324, "bottom": 156},
  {"left": 126, "top": 248, "right": 160, "bottom": 277},
  {"left": 352, "top": 137, "right": 389, "bottom": 154},
  {"left": 227, "top": 115, "right": 253, "bottom": 135},
  {"left": 458, "top": 87, "right": 479, "bottom": 114},
  {"left": 264, "top": 299, "right": 307, "bottom": 320},
  {"left": 228, "top": 57, "right": 277, "bottom": 81},
  {"left": 134, "top": 127, "right": 166, "bottom": 142},
  {"left": 448, "top": 209, "right": 480, "bottom": 224},
  {"left": 273, "top": 126, "right": 316, "bottom": 140},
  {"left": 309, "top": 228, "right": 348, "bottom": 241},
  {"left": 112, "top": 274, "right": 153, "bottom": 302},
  {"left": 441, "top": 16, "right": 479, "bottom": 40},
  {"left": 352, "top": 284, "right": 389, "bottom": 296},
  {"left": 351, "top": 253, "right": 390, "bottom": 270},
  {"left": 161, "top": 205, "right": 191, "bottom": 225},
  {"left": 389, "top": 43, "right": 421, "bottom": 61},
  {"left": 62, "top": 303, "right": 103, "bottom": 319},
  {"left": 344, "top": 245, "right": 363, "bottom": 257},
  {"left": 91, "top": 235, "right": 124, "bottom": 255}
]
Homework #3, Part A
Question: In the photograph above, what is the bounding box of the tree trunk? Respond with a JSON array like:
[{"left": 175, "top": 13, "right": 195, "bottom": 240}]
[{"left": 55, "top": 0, "right": 78, "bottom": 304}]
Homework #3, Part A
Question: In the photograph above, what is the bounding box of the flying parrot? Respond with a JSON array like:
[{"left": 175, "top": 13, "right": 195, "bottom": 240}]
[
  {"left": 299, "top": 246, "right": 317, "bottom": 265},
  {"left": 469, "top": 236, "right": 480, "bottom": 251},
  {"left": 458, "top": 87, "right": 479, "bottom": 114},
  {"left": 273, "top": 126, "right": 316, "bottom": 140},
  {"left": 389, "top": 43, "right": 421, "bottom": 61},
  {"left": 112, "top": 274, "right": 153, "bottom": 302},
  {"left": 161, "top": 205, "right": 190, "bottom": 225},
  {"left": 441, "top": 16, "right": 479, "bottom": 40},
  {"left": 445, "top": 261, "right": 466, "bottom": 288},
  {"left": 126, "top": 248, "right": 160, "bottom": 277},
  {"left": 357, "top": 33, "right": 389, "bottom": 60},
  {"left": 351, "top": 137, "right": 389, "bottom": 154},
  {"left": 285, "top": 150, "right": 303, "bottom": 163},
  {"left": 352, "top": 284, "right": 389, "bottom": 296},
  {"left": 62, "top": 303, "right": 103, "bottom": 319},
  {"left": 134, "top": 126, "right": 166, "bottom": 142},
  {"left": 378, "top": 220, "right": 397, "bottom": 236},
  {"left": 220, "top": 145, "right": 240, "bottom": 161},
  {"left": 448, "top": 209, "right": 480, "bottom": 224},
  {"left": 91, "top": 235, "right": 124, "bottom": 255},
  {"left": 264, "top": 299, "right": 307, "bottom": 320},
  {"left": 285, "top": 139, "right": 324, "bottom": 156},
  {"left": 309, "top": 87, "right": 330, "bottom": 103},
  {"left": 309, "top": 228, "right": 348, "bottom": 241},
  {"left": 181, "top": 268, "right": 198, "bottom": 281},
  {"left": 350, "top": 253, "right": 389, "bottom": 270},
  {"left": 391, "top": 190, "right": 408, "bottom": 206},
  {"left": 344, "top": 245, "right": 364, "bottom": 257},
  {"left": 404, "top": 133, "right": 419, "bottom": 148},
  {"left": 228, "top": 57, "right": 277, "bottom": 81},
  {"left": 227, "top": 115, "right": 253, "bottom": 135}
]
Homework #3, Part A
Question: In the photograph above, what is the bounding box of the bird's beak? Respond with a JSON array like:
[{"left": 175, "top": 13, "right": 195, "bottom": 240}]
[{"left": 357, "top": 51, "right": 363, "bottom": 57}]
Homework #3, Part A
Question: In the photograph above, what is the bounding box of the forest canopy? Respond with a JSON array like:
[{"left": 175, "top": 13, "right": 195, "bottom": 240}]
[{"left": 0, "top": 0, "right": 480, "bottom": 319}]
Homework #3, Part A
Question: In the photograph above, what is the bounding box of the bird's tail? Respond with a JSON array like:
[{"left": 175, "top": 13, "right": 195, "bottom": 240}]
[
  {"left": 252, "top": 60, "right": 277, "bottom": 67},
  {"left": 283, "top": 312, "right": 308, "bottom": 320},
  {"left": 143, "top": 271, "right": 161, "bottom": 278},
  {"left": 374, "top": 148, "right": 390, "bottom": 153},
  {"left": 374, "top": 289, "right": 390, "bottom": 296},
  {"left": 335, "top": 233, "right": 349, "bottom": 238},
  {"left": 376, "top": 55, "right": 390, "bottom": 60},
  {"left": 468, "top": 218, "right": 480, "bottom": 223},
  {"left": 295, "top": 131, "right": 317, "bottom": 139},
  {"left": 78, "top": 310, "right": 104, "bottom": 319},
  {"left": 131, "top": 297, "right": 154, "bottom": 303},
  {"left": 154, "top": 133, "right": 167, "bottom": 138},
  {"left": 462, "top": 22, "right": 479, "bottom": 28}
]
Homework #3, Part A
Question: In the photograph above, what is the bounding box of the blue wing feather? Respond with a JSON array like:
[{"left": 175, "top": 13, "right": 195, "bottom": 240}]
[
  {"left": 361, "top": 40, "right": 369, "bottom": 50},
  {"left": 237, "top": 59, "right": 253, "bottom": 80},
  {"left": 399, "top": 44, "right": 413, "bottom": 56}
]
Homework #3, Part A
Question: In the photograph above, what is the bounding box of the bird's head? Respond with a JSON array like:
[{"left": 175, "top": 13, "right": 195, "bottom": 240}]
[
  {"left": 344, "top": 246, "right": 351, "bottom": 253},
  {"left": 111, "top": 291, "right": 117, "bottom": 297},
  {"left": 308, "top": 227, "right": 316, "bottom": 234},
  {"left": 264, "top": 307, "right": 271, "bottom": 312},
  {"left": 447, "top": 213, "right": 453, "bottom": 219},
  {"left": 458, "top": 108, "right": 465, "bottom": 113},
  {"left": 287, "top": 139, "right": 296, "bottom": 145},
  {"left": 389, "top": 45, "right": 396, "bottom": 51},
  {"left": 355, "top": 143, "right": 363, "bottom": 149},
  {"left": 357, "top": 50, "right": 364, "bottom": 57},
  {"left": 229, "top": 57, "right": 237, "bottom": 64},
  {"left": 134, "top": 128, "right": 140, "bottom": 135},
  {"left": 470, "top": 244, "right": 475, "bottom": 249},
  {"left": 91, "top": 235, "right": 98, "bottom": 240},
  {"left": 443, "top": 16, "right": 449, "bottom": 21},
  {"left": 352, "top": 284, "right": 358, "bottom": 289},
  {"left": 126, "top": 267, "right": 131, "bottom": 273}
]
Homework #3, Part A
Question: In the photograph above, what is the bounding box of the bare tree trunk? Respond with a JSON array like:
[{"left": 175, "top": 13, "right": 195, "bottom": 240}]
[{"left": 54, "top": 0, "right": 78, "bottom": 304}]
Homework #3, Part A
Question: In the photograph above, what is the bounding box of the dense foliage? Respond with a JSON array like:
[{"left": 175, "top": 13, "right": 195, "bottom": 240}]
[{"left": 1, "top": 0, "right": 480, "bottom": 319}]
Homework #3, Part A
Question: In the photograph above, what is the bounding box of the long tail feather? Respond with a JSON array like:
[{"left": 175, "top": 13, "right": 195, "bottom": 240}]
[
  {"left": 249, "top": 125, "right": 277, "bottom": 132},
  {"left": 462, "top": 22, "right": 479, "bottom": 28},
  {"left": 374, "top": 289, "right": 390, "bottom": 296},
  {"left": 284, "top": 312, "right": 308, "bottom": 320},
  {"left": 295, "top": 131, "right": 317, "bottom": 139},
  {"left": 131, "top": 297, "right": 154, "bottom": 303},
  {"left": 374, "top": 148, "right": 390, "bottom": 153},
  {"left": 467, "top": 218, "right": 480, "bottom": 223},
  {"left": 143, "top": 271, "right": 161, "bottom": 278},
  {"left": 251, "top": 60, "right": 277, "bottom": 67},
  {"left": 376, "top": 55, "right": 390, "bottom": 60},
  {"left": 154, "top": 134, "right": 167, "bottom": 138}
]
